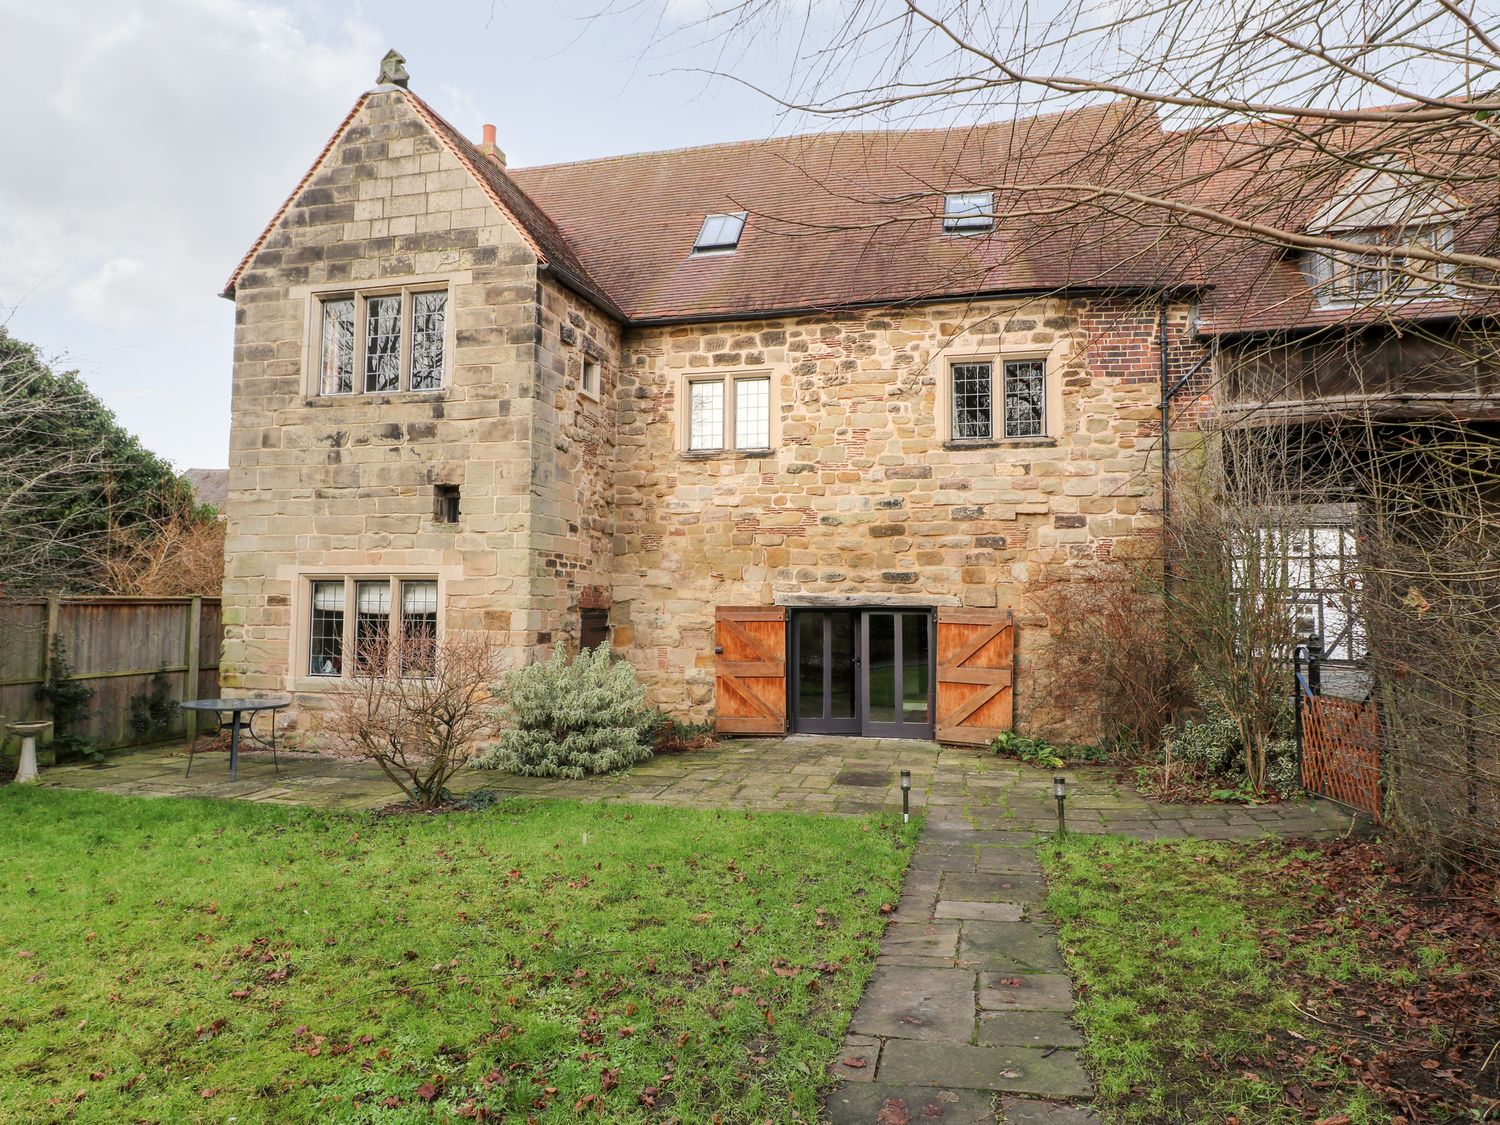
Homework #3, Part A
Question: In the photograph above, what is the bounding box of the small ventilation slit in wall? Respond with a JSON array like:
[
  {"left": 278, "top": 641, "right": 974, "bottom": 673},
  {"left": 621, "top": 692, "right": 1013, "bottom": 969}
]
[{"left": 434, "top": 484, "right": 460, "bottom": 523}]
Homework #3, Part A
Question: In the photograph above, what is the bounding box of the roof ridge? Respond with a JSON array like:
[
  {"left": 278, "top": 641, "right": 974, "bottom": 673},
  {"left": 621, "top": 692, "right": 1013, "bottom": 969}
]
[{"left": 511, "top": 102, "right": 1125, "bottom": 174}]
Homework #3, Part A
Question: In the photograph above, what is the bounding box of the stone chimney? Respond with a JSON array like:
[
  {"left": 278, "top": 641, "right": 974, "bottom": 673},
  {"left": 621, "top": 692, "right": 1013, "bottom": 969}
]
[{"left": 477, "top": 123, "right": 507, "bottom": 168}]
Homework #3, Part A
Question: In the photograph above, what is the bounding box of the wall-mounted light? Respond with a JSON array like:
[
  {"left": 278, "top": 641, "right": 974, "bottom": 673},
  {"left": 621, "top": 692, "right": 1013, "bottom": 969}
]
[
  {"left": 1054, "top": 775, "right": 1067, "bottom": 836},
  {"left": 900, "top": 769, "right": 912, "bottom": 823}
]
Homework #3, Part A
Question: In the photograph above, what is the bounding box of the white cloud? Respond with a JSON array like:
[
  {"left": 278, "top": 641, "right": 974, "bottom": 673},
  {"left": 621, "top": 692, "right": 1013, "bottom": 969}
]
[{"left": 0, "top": 0, "right": 381, "bottom": 319}]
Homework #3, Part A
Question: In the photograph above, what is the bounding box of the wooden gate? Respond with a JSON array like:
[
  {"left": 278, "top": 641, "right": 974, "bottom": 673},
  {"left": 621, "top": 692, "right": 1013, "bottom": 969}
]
[
  {"left": 935, "top": 608, "right": 1014, "bottom": 746},
  {"left": 714, "top": 607, "right": 788, "bottom": 735},
  {"left": 1300, "top": 687, "right": 1382, "bottom": 822}
]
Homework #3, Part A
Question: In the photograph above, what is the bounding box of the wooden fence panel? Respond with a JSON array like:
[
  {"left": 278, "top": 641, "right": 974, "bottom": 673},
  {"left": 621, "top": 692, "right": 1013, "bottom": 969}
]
[{"left": 0, "top": 596, "right": 223, "bottom": 759}]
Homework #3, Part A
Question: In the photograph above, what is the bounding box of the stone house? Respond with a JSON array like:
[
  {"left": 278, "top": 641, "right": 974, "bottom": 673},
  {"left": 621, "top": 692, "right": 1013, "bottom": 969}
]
[{"left": 219, "top": 65, "right": 1486, "bottom": 743}]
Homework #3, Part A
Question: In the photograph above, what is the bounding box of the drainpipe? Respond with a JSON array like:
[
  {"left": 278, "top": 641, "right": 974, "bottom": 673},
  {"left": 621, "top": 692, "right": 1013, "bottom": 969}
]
[
  {"left": 1159, "top": 296, "right": 1171, "bottom": 559},
  {"left": 1158, "top": 299, "right": 1211, "bottom": 583}
]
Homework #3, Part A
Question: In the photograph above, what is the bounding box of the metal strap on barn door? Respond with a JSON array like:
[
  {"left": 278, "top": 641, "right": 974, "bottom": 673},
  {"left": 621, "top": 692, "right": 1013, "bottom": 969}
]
[{"left": 1295, "top": 636, "right": 1382, "bottom": 822}]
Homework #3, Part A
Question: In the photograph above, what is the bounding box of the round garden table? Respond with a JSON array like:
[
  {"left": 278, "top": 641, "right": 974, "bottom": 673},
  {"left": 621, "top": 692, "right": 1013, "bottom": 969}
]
[{"left": 179, "top": 697, "right": 290, "bottom": 781}]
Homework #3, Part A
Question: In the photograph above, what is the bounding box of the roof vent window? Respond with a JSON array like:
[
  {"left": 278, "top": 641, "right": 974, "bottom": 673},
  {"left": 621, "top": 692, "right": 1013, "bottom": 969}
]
[
  {"left": 692, "top": 212, "right": 747, "bottom": 255},
  {"left": 943, "top": 191, "right": 994, "bottom": 234}
]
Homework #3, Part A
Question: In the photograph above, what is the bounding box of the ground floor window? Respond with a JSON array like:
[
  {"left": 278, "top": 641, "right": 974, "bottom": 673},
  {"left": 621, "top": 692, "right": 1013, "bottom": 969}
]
[{"left": 306, "top": 575, "right": 439, "bottom": 677}]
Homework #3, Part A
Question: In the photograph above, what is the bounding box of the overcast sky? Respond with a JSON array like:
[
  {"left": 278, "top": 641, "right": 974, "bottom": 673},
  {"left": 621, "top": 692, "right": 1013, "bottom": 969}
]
[{"left": 0, "top": 0, "right": 809, "bottom": 470}]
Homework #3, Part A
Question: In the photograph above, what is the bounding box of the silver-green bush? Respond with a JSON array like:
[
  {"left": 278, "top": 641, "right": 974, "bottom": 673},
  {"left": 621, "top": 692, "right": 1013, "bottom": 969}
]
[{"left": 475, "top": 646, "right": 653, "bottom": 778}]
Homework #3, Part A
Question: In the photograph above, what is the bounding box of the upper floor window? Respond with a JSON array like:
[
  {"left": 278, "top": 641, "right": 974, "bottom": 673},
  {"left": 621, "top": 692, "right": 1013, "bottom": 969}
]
[
  {"left": 692, "top": 212, "right": 747, "bottom": 255},
  {"left": 943, "top": 191, "right": 994, "bottom": 235},
  {"left": 318, "top": 287, "right": 448, "bottom": 395},
  {"left": 950, "top": 359, "right": 1046, "bottom": 440},
  {"left": 686, "top": 373, "right": 772, "bottom": 452},
  {"left": 1307, "top": 223, "right": 1455, "bottom": 305}
]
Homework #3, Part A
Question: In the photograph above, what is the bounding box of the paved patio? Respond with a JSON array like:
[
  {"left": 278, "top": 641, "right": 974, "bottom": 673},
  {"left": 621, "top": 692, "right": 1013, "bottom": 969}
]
[{"left": 36, "top": 734, "right": 1357, "bottom": 839}]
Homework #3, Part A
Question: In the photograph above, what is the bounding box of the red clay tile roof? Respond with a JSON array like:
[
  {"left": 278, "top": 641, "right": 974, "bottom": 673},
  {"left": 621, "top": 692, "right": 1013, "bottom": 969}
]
[
  {"left": 226, "top": 85, "right": 1495, "bottom": 334},
  {"left": 509, "top": 102, "right": 1206, "bottom": 322}
]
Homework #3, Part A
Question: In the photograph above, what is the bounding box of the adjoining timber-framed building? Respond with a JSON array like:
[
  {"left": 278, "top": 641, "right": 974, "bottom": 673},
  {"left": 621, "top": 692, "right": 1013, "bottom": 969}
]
[{"left": 219, "top": 60, "right": 1497, "bottom": 744}]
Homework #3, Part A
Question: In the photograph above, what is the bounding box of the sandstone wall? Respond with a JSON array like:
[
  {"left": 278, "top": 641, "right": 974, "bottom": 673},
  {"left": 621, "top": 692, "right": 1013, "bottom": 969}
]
[
  {"left": 528, "top": 278, "right": 622, "bottom": 650},
  {"left": 222, "top": 89, "right": 549, "bottom": 719},
  {"left": 609, "top": 296, "right": 1200, "bottom": 737}
]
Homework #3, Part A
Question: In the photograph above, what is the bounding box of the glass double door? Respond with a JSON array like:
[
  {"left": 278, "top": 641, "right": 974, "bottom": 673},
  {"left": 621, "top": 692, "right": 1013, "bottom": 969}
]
[{"left": 793, "top": 609, "right": 934, "bottom": 739}]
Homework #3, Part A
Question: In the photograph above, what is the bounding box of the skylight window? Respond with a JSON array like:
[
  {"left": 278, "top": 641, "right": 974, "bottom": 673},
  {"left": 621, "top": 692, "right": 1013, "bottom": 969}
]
[
  {"left": 943, "top": 191, "right": 994, "bottom": 234},
  {"left": 692, "top": 212, "right": 747, "bottom": 255}
]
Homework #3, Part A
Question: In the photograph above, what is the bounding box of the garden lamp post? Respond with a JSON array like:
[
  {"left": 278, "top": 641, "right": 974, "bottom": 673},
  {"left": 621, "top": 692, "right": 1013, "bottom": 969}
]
[
  {"left": 1054, "top": 775, "right": 1067, "bottom": 836},
  {"left": 900, "top": 770, "right": 911, "bottom": 823}
]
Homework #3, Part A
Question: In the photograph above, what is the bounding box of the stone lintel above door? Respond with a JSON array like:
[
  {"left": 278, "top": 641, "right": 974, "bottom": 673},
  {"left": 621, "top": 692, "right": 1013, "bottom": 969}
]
[{"left": 774, "top": 593, "right": 962, "bottom": 608}]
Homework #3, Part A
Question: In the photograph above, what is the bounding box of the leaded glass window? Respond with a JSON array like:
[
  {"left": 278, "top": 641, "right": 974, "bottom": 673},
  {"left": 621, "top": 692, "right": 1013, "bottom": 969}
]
[
  {"left": 1003, "top": 360, "right": 1046, "bottom": 438},
  {"left": 951, "top": 362, "right": 993, "bottom": 439},
  {"left": 354, "top": 580, "right": 391, "bottom": 667},
  {"left": 320, "top": 298, "right": 355, "bottom": 394},
  {"left": 309, "top": 581, "right": 345, "bottom": 676},
  {"left": 364, "top": 295, "right": 401, "bottom": 392},
  {"left": 409, "top": 292, "right": 446, "bottom": 391},
  {"left": 735, "top": 377, "right": 770, "bottom": 448},
  {"left": 401, "top": 580, "right": 439, "bottom": 675},
  {"left": 689, "top": 380, "right": 725, "bottom": 450}
]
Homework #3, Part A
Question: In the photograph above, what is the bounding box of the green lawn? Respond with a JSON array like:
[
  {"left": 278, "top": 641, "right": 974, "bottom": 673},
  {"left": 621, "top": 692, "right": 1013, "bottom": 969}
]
[
  {"left": 0, "top": 788, "right": 916, "bottom": 1123},
  {"left": 1042, "top": 836, "right": 1389, "bottom": 1124}
]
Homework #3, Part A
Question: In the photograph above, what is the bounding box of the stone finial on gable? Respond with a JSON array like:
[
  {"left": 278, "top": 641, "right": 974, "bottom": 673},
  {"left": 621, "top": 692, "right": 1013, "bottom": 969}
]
[{"left": 378, "top": 50, "right": 409, "bottom": 88}]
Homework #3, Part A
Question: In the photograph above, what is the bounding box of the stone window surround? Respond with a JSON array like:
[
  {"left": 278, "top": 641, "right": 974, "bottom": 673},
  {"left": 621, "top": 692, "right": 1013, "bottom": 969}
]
[
  {"left": 677, "top": 367, "right": 779, "bottom": 458},
  {"left": 281, "top": 564, "right": 462, "bottom": 693},
  {"left": 294, "top": 271, "right": 469, "bottom": 401},
  {"left": 579, "top": 355, "right": 602, "bottom": 402},
  {"left": 934, "top": 336, "right": 1067, "bottom": 447}
]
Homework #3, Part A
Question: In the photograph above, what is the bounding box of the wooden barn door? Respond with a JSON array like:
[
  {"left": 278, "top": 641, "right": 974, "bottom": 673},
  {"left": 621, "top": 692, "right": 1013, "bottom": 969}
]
[
  {"left": 715, "top": 607, "right": 788, "bottom": 735},
  {"left": 935, "top": 608, "right": 1015, "bottom": 745}
]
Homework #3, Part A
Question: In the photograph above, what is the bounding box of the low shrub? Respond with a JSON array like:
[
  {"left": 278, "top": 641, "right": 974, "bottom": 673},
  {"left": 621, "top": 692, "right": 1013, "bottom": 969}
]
[
  {"left": 321, "top": 633, "right": 499, "bottom": 809},
  {"left": 476, "top": 646, "right": 653, "bottom": 778},
  {"left": 127, "top": 671, "right": 176, "bottom": 742},
  {"left": 990, "top": 731, "right": 1107, "bottom": 769},
  {"left": 641, "top": 707, "right": 716, "bottom": 753},
  {"left": 1147, "top": 682, "right": 1299, "bottom": 801}
]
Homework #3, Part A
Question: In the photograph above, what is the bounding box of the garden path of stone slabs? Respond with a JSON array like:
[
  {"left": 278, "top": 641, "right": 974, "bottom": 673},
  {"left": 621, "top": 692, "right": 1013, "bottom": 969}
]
[{"left": 825, "top": 821, "right": 1098, "bottom": 1125}]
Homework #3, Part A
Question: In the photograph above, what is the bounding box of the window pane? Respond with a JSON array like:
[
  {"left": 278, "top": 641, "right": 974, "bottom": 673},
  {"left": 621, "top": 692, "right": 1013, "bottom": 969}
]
[
  {"left": 735, "top": 377, "right": 770, "bottom": 448},
  {"left": 688, "top": 381, "right": 724, "bottom": 450},
  {"left": 943, "top": 191, "right": 993, "bottom": 232},
  {"left": 364, "top": 295, "right": 401, "bottom": 392},
  {"left": 902, "top": 613, "right": 930, "bottom": 722},
  {"left": 829, "top": 612, "right": 857, "bottom": 720},
  {"left": 693, "top": 212, "right": 746, "bottom": 252},
  {"left": 797, "top": 613, "right": 824, "bottom": 721},
  {"left": 400, "top": 580, "right": 438, "bottom": 674},
  {"left": 354, "top": 581, "right": 391, "bottom": 667},
  {"left": 867, "top": 614, "right": 897, "bottom": 724},
  {"left": 409, "top": 292, "right": 446, "bottom": 390},
  {"left": 320, "top": 299, "right": 354, "bottom": 394},
  {"left": 951, "top": 362, "right": 993, "bottom": 439},
  {"left": 1003, "top": 360, "right": 1046, "bottom": 438},
  {"left": 309, "top": 581, "right": 344, "bottom": 676}
]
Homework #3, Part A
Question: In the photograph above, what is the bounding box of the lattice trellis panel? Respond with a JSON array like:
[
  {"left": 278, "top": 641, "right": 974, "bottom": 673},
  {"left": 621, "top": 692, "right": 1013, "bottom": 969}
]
[{"left": 1301, "top": 694, "right": 1382, "bottom": 822}]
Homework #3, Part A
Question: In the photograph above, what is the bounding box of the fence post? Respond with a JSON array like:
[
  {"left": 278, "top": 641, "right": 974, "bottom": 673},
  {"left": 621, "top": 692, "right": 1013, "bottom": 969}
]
[
  {"left": 184, "top": 595, "right": 202, "bottom": 745},
  {"left": 41, "top": 591, "right": 61, "bottom": 688},
  {"left": 1306, "top": 633, "right": 1323, "bottom": 697},
  {"left": 1293, "top": 641, "right": 1305, "bottom": 786}
]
